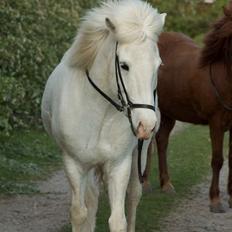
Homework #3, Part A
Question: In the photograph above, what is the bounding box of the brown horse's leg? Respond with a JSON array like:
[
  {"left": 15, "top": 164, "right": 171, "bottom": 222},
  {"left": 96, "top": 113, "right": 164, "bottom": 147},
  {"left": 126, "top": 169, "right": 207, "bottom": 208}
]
[
  {"left": 228, "top": 129, "right": 232, "bottom": 208},
  {"left": 209, "top": 120, "right": 225, "bottom": 213},
  {"left": 142, "top": 141, "right": 154, "bottom": 193},
  {"left": 155, "top": 115, "right": 176, "bottom": 193}
]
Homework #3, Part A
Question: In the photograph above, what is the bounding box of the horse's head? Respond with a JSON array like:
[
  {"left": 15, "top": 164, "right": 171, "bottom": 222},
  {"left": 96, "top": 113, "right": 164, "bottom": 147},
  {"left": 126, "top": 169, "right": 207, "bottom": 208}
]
[
  {"left": 114, "top": 39, "right": 162, "bottom": 139},
  {"left": 104, "top": 2, "right": 166, "bottom": 139},
  {"left": 69, "top": 0, "right": 166, "bottom": 140}
]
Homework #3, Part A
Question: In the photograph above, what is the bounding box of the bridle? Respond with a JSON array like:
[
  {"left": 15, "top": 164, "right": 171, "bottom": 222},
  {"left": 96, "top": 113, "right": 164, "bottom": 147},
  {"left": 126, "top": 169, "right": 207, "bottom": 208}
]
[
  {"left": 86, "top": 42, "right": 157, "bottom": 183},
  {"left": 209, "top": 64, "right": 232, "bottom": 111}
]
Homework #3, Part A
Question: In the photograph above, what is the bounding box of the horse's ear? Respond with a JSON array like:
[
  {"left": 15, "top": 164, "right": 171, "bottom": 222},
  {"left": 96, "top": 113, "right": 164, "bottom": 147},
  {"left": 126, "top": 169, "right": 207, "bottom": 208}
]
[
  {"left": 159, "top": 13, "right": 167, "bottom": 28},
  {"left": 105, "top": 17, "right": 116, "bottom": 32},
  {"left": 154, "top": 13, "right": 167, "bottom": 36},
  {"left": 223, "top": 0, "right": 232, "bottom": 18}
]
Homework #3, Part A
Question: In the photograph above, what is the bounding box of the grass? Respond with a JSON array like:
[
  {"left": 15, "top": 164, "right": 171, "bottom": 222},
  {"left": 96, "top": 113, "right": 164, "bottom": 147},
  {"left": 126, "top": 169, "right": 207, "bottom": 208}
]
[
  {"left": 0, "top": 129, "right": 61, "bottom": 194},
  {"left": 60, "top": 124, "right": 216, "bottom": 232}
]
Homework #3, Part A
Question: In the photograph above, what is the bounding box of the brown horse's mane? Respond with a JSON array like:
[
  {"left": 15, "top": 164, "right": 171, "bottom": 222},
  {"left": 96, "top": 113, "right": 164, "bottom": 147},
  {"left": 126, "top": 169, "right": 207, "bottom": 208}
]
[{"left": 200, "top": 1, "right": 232, "bottom": 75}]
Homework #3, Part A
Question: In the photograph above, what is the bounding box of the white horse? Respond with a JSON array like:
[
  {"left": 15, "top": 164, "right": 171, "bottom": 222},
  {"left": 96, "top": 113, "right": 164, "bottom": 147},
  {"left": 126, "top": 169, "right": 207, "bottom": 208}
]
[{"left": 41, "top": 0, "right": 166, "bottom": 231}]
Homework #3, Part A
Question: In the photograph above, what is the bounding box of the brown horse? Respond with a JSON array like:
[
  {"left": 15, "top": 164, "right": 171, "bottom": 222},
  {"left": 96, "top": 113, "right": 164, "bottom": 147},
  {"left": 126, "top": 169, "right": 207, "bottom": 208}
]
[{"left": 144, "top": 1, "right": 232, "bottom": 213}]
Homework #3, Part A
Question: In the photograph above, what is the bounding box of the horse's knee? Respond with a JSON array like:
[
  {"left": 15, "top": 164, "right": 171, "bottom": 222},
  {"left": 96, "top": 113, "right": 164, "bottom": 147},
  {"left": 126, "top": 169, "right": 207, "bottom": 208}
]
[
  {"left": 70, "top": 204, "right": 88, "bottom": 226},
  {"left": 211, "top": 156, "right": 223, "bottom": 170},
  {"left": 228, "top": 173, "right": 232, "bottom": 196},
  {"left": 128, "top": 177, "right": 142, "bottom": 198},
  {"left": 229, "top": 197, "right": 232, "bottom": 208},
  {"left": 108, "top": 214, "right": 127, "bottom": 232},
  {"left": 128, "top": 187, "right": 142, "bottom": 203}
]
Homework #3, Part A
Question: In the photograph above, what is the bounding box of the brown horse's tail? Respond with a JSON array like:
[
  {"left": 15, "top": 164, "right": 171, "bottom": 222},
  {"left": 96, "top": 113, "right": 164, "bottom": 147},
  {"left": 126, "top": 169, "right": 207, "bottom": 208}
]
[{"left": 200, "top": 1, "right": 232, "bottom": 76}]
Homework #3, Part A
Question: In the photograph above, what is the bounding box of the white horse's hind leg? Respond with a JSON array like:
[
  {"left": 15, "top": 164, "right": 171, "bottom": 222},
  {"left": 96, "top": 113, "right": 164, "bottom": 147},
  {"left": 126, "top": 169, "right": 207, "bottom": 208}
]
[
  {"left": 63, "top": 153, "right": 88, "bottom": 232},
  {"left": 106, "top": 155, "right": 132, "bottom": 232},
  {"left": 127, "top": 141, "right": 150, "bottom": 232}
]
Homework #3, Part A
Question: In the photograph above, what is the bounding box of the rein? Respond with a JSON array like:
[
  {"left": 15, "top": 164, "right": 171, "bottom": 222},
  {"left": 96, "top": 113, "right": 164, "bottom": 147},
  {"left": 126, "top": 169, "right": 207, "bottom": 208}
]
[
  {"left": 209, "top": 64, "right": 232, "bottom": 111},
  {"left": 86, "top": 42, "right": 157, "bottom": 183}
]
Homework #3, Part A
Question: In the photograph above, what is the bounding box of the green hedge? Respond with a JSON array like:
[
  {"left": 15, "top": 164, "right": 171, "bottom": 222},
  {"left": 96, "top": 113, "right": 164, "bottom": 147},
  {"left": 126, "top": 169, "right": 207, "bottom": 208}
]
[
  {"left": 150, "top": 0, "right": 227, "bottom": 37},
  {"left": 0, "top": 0, "right": 227, "bottom": 134},
  {"left": 0, "top": 0, "right": 98, "bottom": 134}
]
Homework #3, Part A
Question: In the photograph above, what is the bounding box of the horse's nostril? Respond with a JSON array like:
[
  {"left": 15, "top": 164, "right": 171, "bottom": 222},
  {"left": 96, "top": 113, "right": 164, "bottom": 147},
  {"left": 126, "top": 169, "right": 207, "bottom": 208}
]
[
  {"left": 136, "top": 122, "right": 149, "bottom": 139},
  {"left": 151, "top": 125, "right": 156, "bottom": 132},
  {"left": 137, "top": 121, "right": 144, "bottom": 131},
  {"left": 136, "top": 120, "right": 156, "bottom": 139}
]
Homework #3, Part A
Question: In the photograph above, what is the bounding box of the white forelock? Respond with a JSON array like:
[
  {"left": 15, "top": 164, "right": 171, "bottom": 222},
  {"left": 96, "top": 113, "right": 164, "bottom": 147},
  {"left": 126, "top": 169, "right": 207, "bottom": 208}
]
[
  {"left": 68, "top": 0, "right": 165, "bottom": 69},
  {"left": 85, "top": 0, "right": 164, "bottom": 42}
]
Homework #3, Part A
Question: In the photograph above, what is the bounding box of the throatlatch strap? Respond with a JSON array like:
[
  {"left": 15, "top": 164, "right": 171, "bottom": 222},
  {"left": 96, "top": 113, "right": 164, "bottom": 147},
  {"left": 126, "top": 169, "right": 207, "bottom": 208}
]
[{"left": 86, "top": 70, "right": 124, "bottom": 112}]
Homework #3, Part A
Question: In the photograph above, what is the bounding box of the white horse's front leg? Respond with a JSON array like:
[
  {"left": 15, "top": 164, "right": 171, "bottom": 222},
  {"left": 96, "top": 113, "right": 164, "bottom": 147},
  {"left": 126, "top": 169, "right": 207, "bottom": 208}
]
[
  {"left": 63, "top": 153, "right": 88, "bottom": 232},
  {"left": 106, "top": 155, "right": 132, "bottom": 232},
  {"left": 127, "top": 140, "right": 150, "bottom": 232}
]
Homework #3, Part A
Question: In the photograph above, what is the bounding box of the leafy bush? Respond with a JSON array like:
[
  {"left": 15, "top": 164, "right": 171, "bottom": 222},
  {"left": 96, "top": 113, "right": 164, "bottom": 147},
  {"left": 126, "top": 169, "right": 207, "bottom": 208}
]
[
  {"left": 149, "top": 0, "right": 227, "bottom": 37},
  {"left": 0, "top": 0, "right": 227, "bottom": 134},
  {"left": 0, "top": 77, "right": 26, "bottom": 133},
  {"left": 0, "top": 0, "right": 99, "bottom": 134}
]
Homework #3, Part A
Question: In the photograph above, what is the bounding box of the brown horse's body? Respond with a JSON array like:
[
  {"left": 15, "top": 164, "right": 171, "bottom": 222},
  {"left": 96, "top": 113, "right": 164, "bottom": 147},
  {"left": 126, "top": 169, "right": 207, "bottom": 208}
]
[
  {"left": 145, "top": 3, "right": 232, "bottom": 212},
  {"left": 158, "top": 32, "right": 230, "bottom": 125}
]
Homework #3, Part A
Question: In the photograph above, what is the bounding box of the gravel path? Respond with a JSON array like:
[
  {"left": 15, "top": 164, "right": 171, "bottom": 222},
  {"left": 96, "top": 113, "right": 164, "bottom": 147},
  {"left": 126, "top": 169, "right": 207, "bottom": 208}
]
[
  {"left": 0, "top": 171, "right": 70, "bottom": 232},
  {"left": 0, "top": 122, "right": 186, "bottom": 232},
  {"left": 160, "top": 161, "right": 232, "bottom": 232},
  {"left": 2, "top": 122, "right": 231, "bottom": 232}
]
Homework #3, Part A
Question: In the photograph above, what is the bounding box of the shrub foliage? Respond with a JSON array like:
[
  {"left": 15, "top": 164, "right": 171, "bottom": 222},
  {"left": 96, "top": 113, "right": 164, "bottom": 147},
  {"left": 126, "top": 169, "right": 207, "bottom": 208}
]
[
  {"left": 150, "top": 0, "right": 227, "bottom": 37},
  {"left": 0, "top": 0, "right": 98, "bottom": 133},
  {"left": 0, "top": 0, "right": 227, "bottom": 134}
]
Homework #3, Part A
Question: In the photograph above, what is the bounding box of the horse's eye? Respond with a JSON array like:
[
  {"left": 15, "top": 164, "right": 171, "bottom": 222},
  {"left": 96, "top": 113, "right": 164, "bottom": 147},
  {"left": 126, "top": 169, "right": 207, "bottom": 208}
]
[{"left": 120, "top": 63, "right": 129, "bottom": 71}]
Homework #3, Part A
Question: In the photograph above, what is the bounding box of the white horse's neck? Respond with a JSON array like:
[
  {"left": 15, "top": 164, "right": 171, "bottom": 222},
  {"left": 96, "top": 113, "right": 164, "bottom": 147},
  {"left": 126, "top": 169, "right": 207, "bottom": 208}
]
[
  {"left": 88, "top": 36, "right": 116, "bottom": 99},
  {"left": 69, "top": 36, "right": 133, "bottom": 148},
  {"left": 77, "top": 36, "right": 120, "bottom": 118},
  {"left": 73, "top": 38, "right": 125, "bottom": 126}
]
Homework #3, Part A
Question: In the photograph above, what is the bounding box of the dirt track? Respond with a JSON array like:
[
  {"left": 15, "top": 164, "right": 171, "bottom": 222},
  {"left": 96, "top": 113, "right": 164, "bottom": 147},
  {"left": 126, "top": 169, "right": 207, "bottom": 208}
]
[
  {"left": 1, "top": 122, "right": 232, "bottom": 232},
  {"left": 0, "top": 170, "right": 70, "bottom": 232},
  {"left": 160, "top": 160, "right": 232, "bottom": 232}
]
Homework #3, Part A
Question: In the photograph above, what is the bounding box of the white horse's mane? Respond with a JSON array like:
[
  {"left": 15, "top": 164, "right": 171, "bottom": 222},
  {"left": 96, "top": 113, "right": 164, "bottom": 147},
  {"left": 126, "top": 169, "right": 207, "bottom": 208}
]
[{"left": 68, "top": 0, "right": 164, "bottom": 69}]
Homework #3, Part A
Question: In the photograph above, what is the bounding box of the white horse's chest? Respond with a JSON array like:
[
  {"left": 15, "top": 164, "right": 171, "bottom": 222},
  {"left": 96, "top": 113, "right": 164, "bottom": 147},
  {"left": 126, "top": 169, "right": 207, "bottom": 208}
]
[
  {"left": 61, "top": 113, "right": 135, "bottom": 165},
  {"left": 56, "top": 79, "right": 136, "bottom": 165}
]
